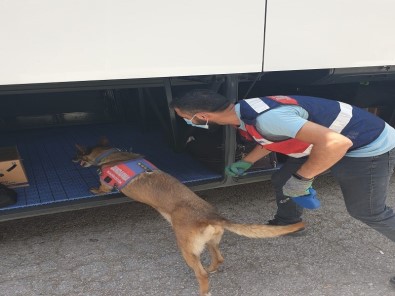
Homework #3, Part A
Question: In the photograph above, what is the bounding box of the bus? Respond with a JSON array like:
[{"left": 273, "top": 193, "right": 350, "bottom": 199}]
[{"left": 0, "top": 0, "right": 394, "bottom": 221}]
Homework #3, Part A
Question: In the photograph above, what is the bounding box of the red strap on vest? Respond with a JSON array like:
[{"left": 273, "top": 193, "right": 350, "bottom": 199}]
[
  {"left": 266, "top": 96, "right": 299, "bottom": 105},
  {"left": 244, "top": 124, "right": 311, "bottom": 154},
  {"left": 264, "top": 139, "right": 311, "bottom": 154},
  {"left": 238, "top": 129, "right": 254, "bottom": 141}
]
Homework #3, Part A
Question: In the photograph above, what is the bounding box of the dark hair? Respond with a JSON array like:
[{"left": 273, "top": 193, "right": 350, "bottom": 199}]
[{"left": 171, "top": 89, "right": 231, "bottom": 113}]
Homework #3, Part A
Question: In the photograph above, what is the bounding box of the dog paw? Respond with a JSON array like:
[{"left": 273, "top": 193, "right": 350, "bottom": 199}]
[
  {"left": 207, "top": 267, "right": 218, "bottom": 274},
  {"left": 207, "top": 265, "right": 223, "bottom": 274},
  {"left": 204, "top": 292, "right": 211, "bottom": 296},
  {"left": 90, "top": 188, "right": 102, "bottom": 195}
]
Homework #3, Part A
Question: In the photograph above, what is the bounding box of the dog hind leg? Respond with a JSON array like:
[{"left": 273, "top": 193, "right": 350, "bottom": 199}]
[
  {"left": 175, "top": 225, "right": 217, "bottom": 296},
  {"left": 206, "top": 228, "right": 224, "bottom": 273},
  {"left": 179, "top": 248, "right": 210, "bottom": 296}
]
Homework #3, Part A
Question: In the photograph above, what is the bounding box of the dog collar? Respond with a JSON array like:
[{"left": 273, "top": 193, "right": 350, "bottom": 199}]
[
  {"left": 100, "top": 158, "right": 158, "bottom": 190},
  {"left": 92, "top": 148, "right": 121, "bottom": 166}
]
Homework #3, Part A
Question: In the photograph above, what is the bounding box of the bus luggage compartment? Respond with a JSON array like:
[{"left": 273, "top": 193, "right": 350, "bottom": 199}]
[{"left": 0, "top": 87, "right": 226, "bottom": 218}]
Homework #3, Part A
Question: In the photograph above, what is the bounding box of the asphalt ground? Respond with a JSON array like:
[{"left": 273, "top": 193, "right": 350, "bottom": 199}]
[{"left": 0, "top": 175, "right": 395, "bottom": 296}]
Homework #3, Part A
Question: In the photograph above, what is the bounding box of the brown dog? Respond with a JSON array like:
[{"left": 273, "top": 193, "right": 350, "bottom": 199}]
[{"left": 73, "top": 138, "right": 305, "bottom": 296}]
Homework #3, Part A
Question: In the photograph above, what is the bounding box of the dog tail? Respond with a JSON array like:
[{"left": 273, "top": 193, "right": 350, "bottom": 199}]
[{"left": 223, "top": 221, "right": 305, "bottom": 238}]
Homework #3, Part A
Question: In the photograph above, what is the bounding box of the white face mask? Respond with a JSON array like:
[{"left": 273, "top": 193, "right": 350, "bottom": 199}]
[{"left": 184, "top": 114, "right": 209, "bottom": 129}]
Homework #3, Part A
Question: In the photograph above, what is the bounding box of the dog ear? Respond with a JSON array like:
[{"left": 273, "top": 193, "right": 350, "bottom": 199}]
[
  {"left": 75, "top": 144, "right": 86, "bottom": 153},
  {"left": 98, "top": 136, "right": 110, "bottom": 147}
]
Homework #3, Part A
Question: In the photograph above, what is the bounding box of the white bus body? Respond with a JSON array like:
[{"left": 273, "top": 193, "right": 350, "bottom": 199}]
[{"left": 1, "top": 0, "right": 394, "bottom": 86}]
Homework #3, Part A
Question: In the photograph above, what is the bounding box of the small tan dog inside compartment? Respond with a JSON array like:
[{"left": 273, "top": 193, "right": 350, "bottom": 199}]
[{"left": 73, "top": 138, "right": 304, "bottom": 296}]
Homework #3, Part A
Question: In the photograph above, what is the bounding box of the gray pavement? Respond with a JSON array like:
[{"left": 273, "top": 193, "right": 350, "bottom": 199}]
[{"left": 0, "top": 175, "right": 395, "bottom": 296}]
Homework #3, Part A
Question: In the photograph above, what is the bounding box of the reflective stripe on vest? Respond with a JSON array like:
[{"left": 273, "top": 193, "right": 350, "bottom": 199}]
[{"left": 328, "top": 101, "right": 353, "bottom": 133}]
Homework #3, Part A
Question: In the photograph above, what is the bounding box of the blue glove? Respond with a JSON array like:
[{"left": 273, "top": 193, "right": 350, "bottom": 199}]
[{"left": 225, "top": 160, "right": 252, "bottom": 177}]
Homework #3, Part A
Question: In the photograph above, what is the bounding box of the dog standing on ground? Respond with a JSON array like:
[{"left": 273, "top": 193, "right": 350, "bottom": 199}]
[{"left": 73, "top": 138, "right": 305, "bottom": 296}]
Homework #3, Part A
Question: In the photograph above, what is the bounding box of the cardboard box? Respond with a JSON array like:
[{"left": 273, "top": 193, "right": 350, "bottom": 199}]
[{"left": 0, "top": 146, "right": 29, "bottom": 188}]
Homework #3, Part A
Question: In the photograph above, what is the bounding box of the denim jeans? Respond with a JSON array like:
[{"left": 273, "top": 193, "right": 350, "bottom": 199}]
[{"left": 271, "top": 148, "right": 395, "bottom": 242}]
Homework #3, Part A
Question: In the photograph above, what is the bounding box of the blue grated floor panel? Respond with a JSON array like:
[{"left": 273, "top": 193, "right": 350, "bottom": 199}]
[{"left": 0, "top": 124, "right": 222, "bottom": 211}]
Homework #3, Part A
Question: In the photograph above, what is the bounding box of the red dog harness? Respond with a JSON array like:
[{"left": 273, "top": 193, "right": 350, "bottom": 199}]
[{"left": 100, "top": 158, "right": 158, "bottom": 190}]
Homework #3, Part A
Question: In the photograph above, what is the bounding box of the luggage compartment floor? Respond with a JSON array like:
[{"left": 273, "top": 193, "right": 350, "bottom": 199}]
[{"left": 0, "top": 124, "right": 222, "bottom": 211}]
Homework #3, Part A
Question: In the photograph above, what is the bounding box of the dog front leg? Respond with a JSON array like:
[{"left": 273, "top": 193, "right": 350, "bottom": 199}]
[{"left": 90, "top": 184, "right": 112, "bottom": 195}]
